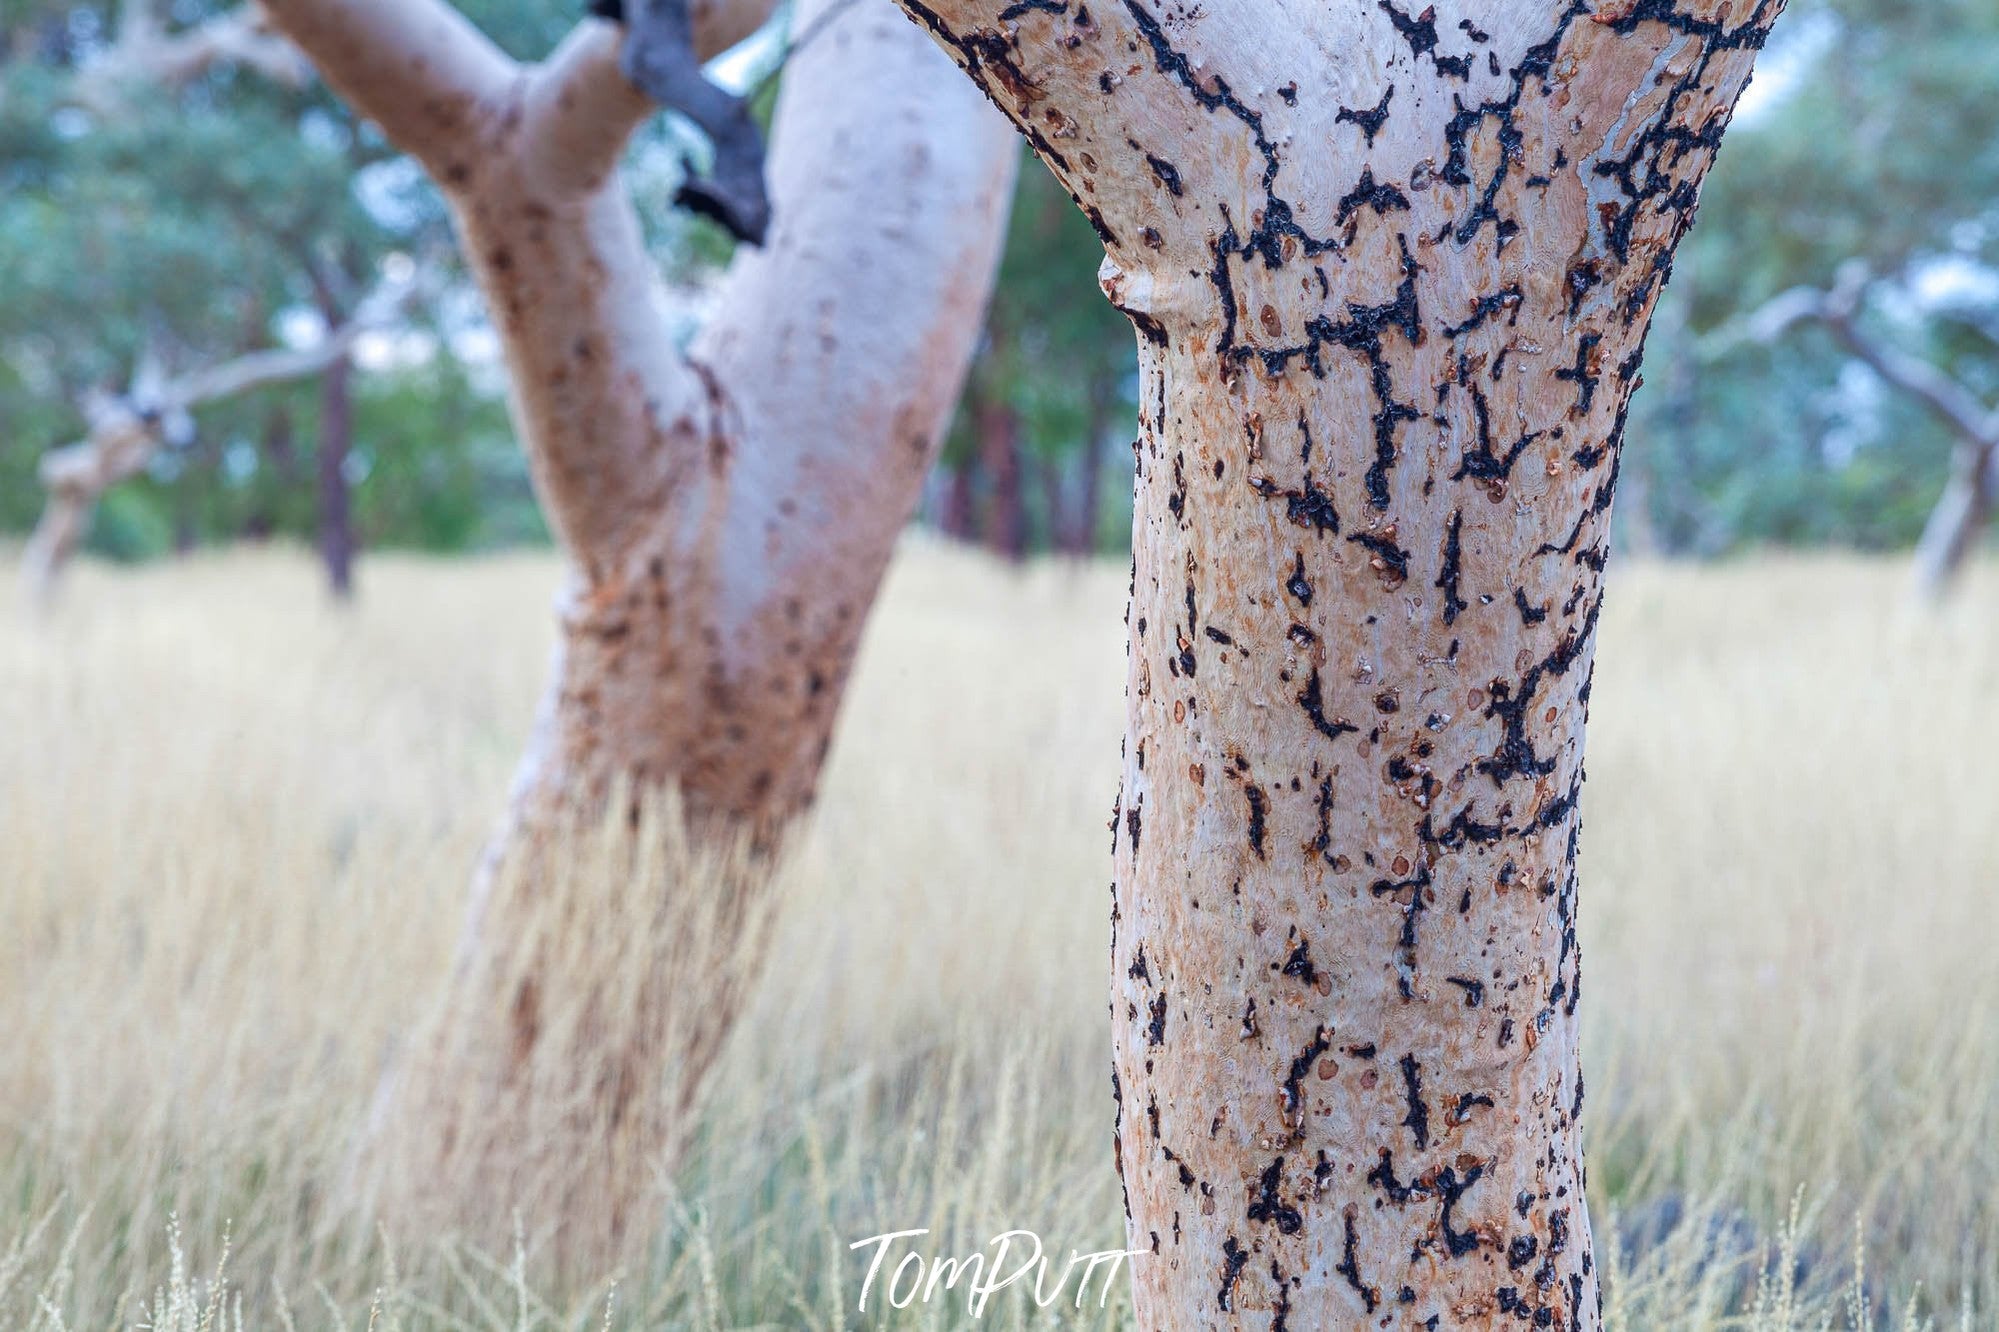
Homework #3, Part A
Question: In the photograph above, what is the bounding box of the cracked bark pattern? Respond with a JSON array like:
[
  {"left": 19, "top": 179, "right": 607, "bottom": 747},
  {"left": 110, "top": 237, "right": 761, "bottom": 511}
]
[{"left": 889, "top": 1, "right": 1781, "bottom": 1325}]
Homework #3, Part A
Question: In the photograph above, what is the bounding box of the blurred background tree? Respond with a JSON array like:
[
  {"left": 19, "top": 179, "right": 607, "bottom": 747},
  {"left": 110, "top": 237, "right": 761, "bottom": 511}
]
[
  {"left": 1625, "top": 0, "right": 1999, "bottom": 566},
  {"left": 2, "top": 0, "right": 1995, "bottom": 572}
]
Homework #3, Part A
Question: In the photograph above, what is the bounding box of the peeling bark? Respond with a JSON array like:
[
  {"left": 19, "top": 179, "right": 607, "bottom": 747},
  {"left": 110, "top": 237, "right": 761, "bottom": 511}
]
[
  {"left": 262, "top": 0, "right": 1016, "bottom": 1228},
  {"left": 888, "top": 1, "right": 1781, "bottom": 1324}
]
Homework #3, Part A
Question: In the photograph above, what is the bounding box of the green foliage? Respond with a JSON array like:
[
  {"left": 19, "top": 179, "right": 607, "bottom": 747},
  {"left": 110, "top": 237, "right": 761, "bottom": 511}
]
[
  {"left": 1626, "top": 0, "right": 1999, "bottom": 554},
  {"left": 942, "top": 147, "right": 1136, "bottom": 552},
  {"left": 0, "top": 0, "right": 590, "bottom": 559}
]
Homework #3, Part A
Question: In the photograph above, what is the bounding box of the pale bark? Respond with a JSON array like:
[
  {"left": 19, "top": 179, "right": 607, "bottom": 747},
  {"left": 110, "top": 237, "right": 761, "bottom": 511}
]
[
  {"left": 257, "top": 0, "right": 1015, "bottom": 834},
  {"left": 890, "top": 1, "right": 1780, "bottom": 1325},
  {"left": 70, "top": 0, "right": 312, "bottom": 114},
  {"left": 1743, "top": 263, "right": 1998, "bottom": 599},
  {"left": 261, "top": 0, "right": 1015, "bottom": 1239},
  {"left": 21, "top": 285, "right": 403, "bottom": 606}
]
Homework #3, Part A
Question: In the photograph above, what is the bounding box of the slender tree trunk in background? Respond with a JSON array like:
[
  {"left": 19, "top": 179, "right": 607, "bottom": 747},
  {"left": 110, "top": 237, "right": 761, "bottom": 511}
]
[
  {"left": 1069, "top": 379, "right": 1113, "bottom": 555},
  {"left": 977, "top": 390, "right": 1026, "bottom": 559},
  {"left": 892, "top": 1, "right": 1780, "bottom": 1323},
  {"left": 21, "top": 405, "right": 159, "bottom": 603},
  {"left": 264, "top": 0, "right": 1015, "bottom": 1240},
  {"left": 1034, "top": 449, "right": 1065, "bottom": 555},
  {"left": 1912, "top": 442, "right": 1996, "bottom": 599},
  {"left": 317, "top": 351, "right": 356, "bottom": 599},
  {"left": 942, "top": 455, "right": 980, "bottom": 539},
  {"left": 245, "top": 404, "right": 296, "bottom": 540}
]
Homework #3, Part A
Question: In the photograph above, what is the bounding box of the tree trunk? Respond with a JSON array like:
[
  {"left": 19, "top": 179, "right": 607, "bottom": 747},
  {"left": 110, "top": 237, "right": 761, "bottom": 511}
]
[
  {"left": 264, "top": 0, "right": 1016, "bottom": 1247},
  {"left": 1912, "top": 441, "right": 1996, "bottom": 599},
  {"left": 890, "top": 1, "right": 1781, "bottom": 1324},
  {"left": 977, "top": 391, "right": 1026, "bottom": 559},
  {"left": 942, "top": 455, "right": 980, "bottom": 539},
  {"left": 318, "top": 351, "right": 356, "bottom": 599},
  {"left": 1035, "top": 447, "right": 1066, "bottom": 555},
  {"left": 1069, "top": 378, "right": 1113, "bottom": 555}
]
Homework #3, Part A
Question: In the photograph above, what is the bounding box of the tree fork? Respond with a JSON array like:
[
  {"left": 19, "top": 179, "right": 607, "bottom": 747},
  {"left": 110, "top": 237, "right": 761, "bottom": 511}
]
[
  {"left": 262, "top": 0, "right": 1016, "bottom": 1240},
  {"left": 887, "top": 0, "right": 1782, "bottom": 1324}
]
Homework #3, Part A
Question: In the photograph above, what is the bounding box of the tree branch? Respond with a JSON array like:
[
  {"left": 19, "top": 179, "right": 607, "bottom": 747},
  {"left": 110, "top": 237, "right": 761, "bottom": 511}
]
[
  {"left": 256, "top": 0, "right": 518, "bottom": 176},
  {"left": 24, "top": 274, "right": 413, "bottom": 604},
  {"left": 1736, "top": 263, "right": 1999, "bottom": 448},
  {"left": 71, "top": 2, "right": 313, "bottom": 113}
]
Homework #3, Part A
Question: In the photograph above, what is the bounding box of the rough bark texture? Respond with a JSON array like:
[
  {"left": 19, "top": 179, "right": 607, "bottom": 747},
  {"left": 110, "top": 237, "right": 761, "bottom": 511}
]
[
  {"left": 889, "top": 1, "right": 1779, "bottom": 1325},
  {"left": 263, "top": 0, "right": 1015, "bottom": 1238}
]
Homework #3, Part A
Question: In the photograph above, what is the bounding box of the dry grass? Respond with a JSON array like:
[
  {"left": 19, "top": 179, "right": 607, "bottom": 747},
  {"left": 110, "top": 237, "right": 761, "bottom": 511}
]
[{"left": 0, "top": 541, "right": 1995, "bottom": 1329}]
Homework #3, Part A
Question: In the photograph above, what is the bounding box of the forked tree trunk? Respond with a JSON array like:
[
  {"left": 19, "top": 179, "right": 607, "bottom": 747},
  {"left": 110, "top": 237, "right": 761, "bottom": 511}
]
[
  {"left": 891, "top": 1, "right": 1780, "bottom": 1324},
  {"left": 262, "top": 0, "right": 1015, "bottom": 1238}
]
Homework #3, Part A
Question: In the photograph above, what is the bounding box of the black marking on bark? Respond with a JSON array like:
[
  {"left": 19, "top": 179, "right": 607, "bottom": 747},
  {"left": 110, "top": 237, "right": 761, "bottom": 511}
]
[
  {"left": 1514, "top": 589, "right": 1549, "bottom": 625},
  {"left": 1251, "top": 474, "right": 1341, "bottom": 534},
  {"left": 1368, "top": 1148, "right": 1425, "bottom": 1204},
  {"left": 1281, "top": 937, "right": 1318, "bottom": 986},
  {"left": 1335, "top": 166, "right": 1411, "bottom": 226},
  {"left": 1348, "top": 529, "right": 1411, "bottom": 581},
  {"left": 1246, "top": 1157, "right": 1303, "bottom": 1234},
  {"left": 1453, "top": 383, "right": 1542, "bottom": 486},
  {"left": 1451, "top": 1091, "right": 1495, "bottom": 1122},
  {"left": 1437, "top": 1162, "right": 1486, "bottom": 1257},
  {"left": 1281, "top": 1025, "right": 1331, "bottom": 1124},
  {"left": 1377, "top": 0, "right": 1472, "bottom": 78},
  {"left": 1298, "top": 668, "right": 1359, "bottom": 744},
  {"left": 1246, "top": 784, "right": 1268, "bottom": 859},
  {"left": 1336, "top": 86, "right": 1393, "bottom": 146},
  {"left": 1398, "top": 1053, "right": 1430, "bottom": 1149},
  {"left": 1122, "top": 0, "right": 1277, "bottom": 188},
  {"left": 1438, "top": 510, "right": 1468, "bottom": 624},
  {"left": 1555, "top": 332, "right": 1603, "bottom": 415},
  {"left": 1337, "top": 1211, "right": 1379, "bottom": 1312},
  {"left": 1370, "top": 862, "right": 1432, "bottom": 999},
  {"left": 1216, "top": 1236, "right": 1248, "bottom": 1311},
  {"left": 1286, "top": 552, "right": 1314, "bottom": 605},
  {"left": 1445, "top": 976, "right": 1485, "bottom": 1007}
]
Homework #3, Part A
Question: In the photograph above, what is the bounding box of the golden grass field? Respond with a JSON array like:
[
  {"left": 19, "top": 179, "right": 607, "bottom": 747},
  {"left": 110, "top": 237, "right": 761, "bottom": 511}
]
[{"left": 1, "top": 542, "right": 1996, "bottom": 1329}]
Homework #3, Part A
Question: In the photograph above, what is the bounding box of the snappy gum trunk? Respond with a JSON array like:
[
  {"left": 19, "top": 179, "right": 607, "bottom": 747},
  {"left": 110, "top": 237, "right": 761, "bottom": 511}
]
[{"left": 890, "top": 0, "right": 1782, "bottom": 1324}]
